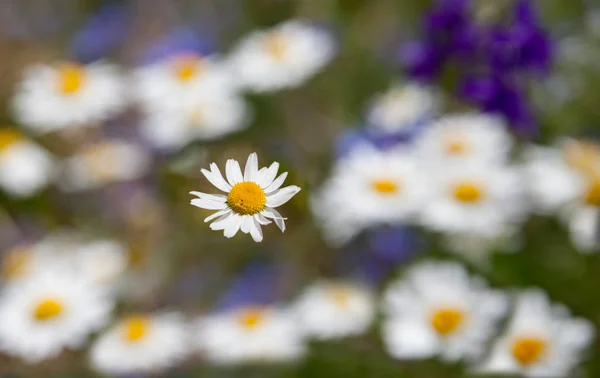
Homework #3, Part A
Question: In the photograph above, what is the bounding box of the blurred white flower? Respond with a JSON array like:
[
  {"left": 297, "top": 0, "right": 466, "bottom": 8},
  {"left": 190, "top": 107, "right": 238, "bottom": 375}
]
[
  {"left": 0, "top": 271, "right": 114, "bottom": 363},
  {"left": 416, "top": 113, "right": 512, "bottom": 166},
  {"left": 60, "top": 140, "right": 150, "bottom": 191},
  {"left": 11, "top": 61, "right": 127, "bottom": 133},
  {"left": 228, "top": 20, "right": 335, "bottom": 92},
  {"left": 190, "top": 152, "right": 300, "bottom": 242},
  {"left": 312, "top": 144, "right": 429, "bottom": 246},
  {"left": 134, "top": 53, "right": 238, "bottom": 113},
  {"left": 382, "top": 261, "right": 508, "bottom": 362},
  {"left": 0, "top": 129, "right": 54, "bottom": 197},
  {"left": 293, "top": 281, "right": 374, "bottom": 340},
  {"left": 90, "top": 312, "right": 189, "bottom": 375},
  {"left": 524, "top": 140, "right": 600, "bottom": 252},
  {"left": 478, "top": 289, "right": 594, "bottom": 377},
  {"left": 141, "top": 89, "right": 249, "bottom": 150},
  {"left": 420, "top": 161, "right": 527, "bottom": 237},
  {"left": 196, "top": 306, "right": 306, "bottom": 364},
  {"left": 366, "top": 82, "right": 437, "bottom": 133}
]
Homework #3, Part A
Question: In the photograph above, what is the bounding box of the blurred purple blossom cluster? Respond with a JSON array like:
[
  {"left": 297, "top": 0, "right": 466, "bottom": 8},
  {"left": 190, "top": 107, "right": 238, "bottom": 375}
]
[{"left": 399, "top": 0, "right": 553, "bottom": 136}]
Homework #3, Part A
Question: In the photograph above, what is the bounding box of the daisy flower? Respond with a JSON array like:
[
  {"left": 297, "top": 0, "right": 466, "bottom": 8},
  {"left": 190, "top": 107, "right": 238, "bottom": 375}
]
[
  {"left": 228, "top": 20, "right": 335, "bottom": 92},
  {"left": 524, "top": 140, "right": 600, "bottom": 251},
  {"left": 382, "top": 261, "right": 508, "bottom": 361},
  {"left": 478, "top": 289, "right": 594, "bottom": 377},
  {"left": 134, "top": 52, "right": 238, "bottom": 113},
  {"left": 420, "top": 161, "right": 527, "bottom": 238},
  {"left": 141, "top": 89, "right": 249, "bottom": 150},
  {"left": 11, "top": 61, "right": 127, "bottom": 133},
  {"left": 0, "top": 270, "right": 114, "bottom": 363},
  {"left": 416, "top": 113, "right": 512, "bottom": 166},
  {"left": 90, "top": 312, "right": 189, "bottom": 375},
  {"left": 190, "top": 152, "right": 301, "bottom": 242},
  {"left": 60, "top": 140, "right": 150, "bottom": 191},
  {"left": 293, "top": 280, "right": 375, "bottom": 340},
  {"left": 366, "top": 82, "right": 437, "bottom": 133},
  {"left": 196, "top": 305, "right": 306, "bottom": 364},
  {"left": 311, "top": 143, "right": 429, "bottom": 246},
  {"left": 0, "top": 128, "right": 54, "bottom": 197}
]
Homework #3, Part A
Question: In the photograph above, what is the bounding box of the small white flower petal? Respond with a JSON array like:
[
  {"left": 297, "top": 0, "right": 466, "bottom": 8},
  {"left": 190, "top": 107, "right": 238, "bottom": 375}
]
[
  {"left": 262, "top": 208, "right": 286, "bottom": 232},
  {"left": 201, "top": 164, "right": 231, "bottom": 192},
  {"left": 240, "top": 215, "right": 253, "bottom": 234},
  {"left": 205, "top": 209, "right": 231, "bottom": 223},
  {"left": 266, "top": 185, "right": 301, "bottom": 208},
  {"left": 264, "top": 172, "right": 288, "bottom": 193},
  {"left": 250, "top": 219, "right": 263, "bottom": 242},
  {"left": 190, "top": 191, "right": 227, "bottom": 203},
  {"left": 254, "top": 213, "right": 272, "bottom": 225},
  {"left": 244, "top": 152, "right": 259, "bottom": 182},
  {"left": 191, "top": 198, "right": 228, "bottom": 210},
  {"left": 225, "top": 159, "right": 243, "bottom": 186},
  {"left": 258, "top": 162, "right": 279, "bottom": 188},
  {"left": 224, "top": 215, "right": 242, "bottom": 238},
  {"left": 209, "top": 212, "right": 235, "bottom": 230}
]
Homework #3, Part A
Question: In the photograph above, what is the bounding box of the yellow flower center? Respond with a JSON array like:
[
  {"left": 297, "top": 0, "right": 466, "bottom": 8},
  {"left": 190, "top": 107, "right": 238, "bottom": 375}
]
[
  {"left": 511, "top": 337, "right": 547, "bottom": 366},
  {"left": 453, "top": 182, "right": 483, "bottom": 203},
  {"left": 33, "top": 298, "right": 63, "bottom": 321},
  {"left": 263, "top": 32, "right": 288, "bottom": 61},
  {"left": 584, "top": 180, "right": 600, "bottom": 207},
  {"left": 430, "top": 308, "right": 464, "bottom": 336},
  {"left": 237, "top": 307, "right": 265, "bottom": 330},
  {"left": 0, "top": 129, "right": 22, "bottom": 153},
  {"left": 445, "top": 138, "right": 468, "bottom": 155},
  {"left": 173, "top": 55, "right": 202, "bottom": 82},
  {"left": 372, "top": 179, "right": 399, "bottom": 195},
  {"left": 227, "top": 182, "right": 267, "bottom": 215},
  {"left": 329, "top": 287, "right": 351, "bottom": 308},
  {"left": 1, "top": 246, "right": 31, "bottom": 279},
  {"left": 58, "top": 63, "right": 85, "bottom": 94},
  {"left": 122, "top": 315, "right": 150, "bottom": 342}
]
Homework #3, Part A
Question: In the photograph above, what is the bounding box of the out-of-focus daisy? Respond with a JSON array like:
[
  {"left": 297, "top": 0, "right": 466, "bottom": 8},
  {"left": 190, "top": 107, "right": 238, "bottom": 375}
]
[
  {"left": 90, "top": 312, "right": 189, "bottom": 375},
  {"left": 382, "top": 261, "right": 508, "bottom": 361},
  {"left": 420, "top": 162, "right": 526, "bottom": 237},
  {"left": 478, "top": 289, "right": 594, "bottom": 377},
  {"left": 197, "top": 305, "right": 305, "bottom": 364},
  {"left": 0, "top": 128, "right": 54, "bottom": 197},
  {"left": 524, "top": 140, "right": 600, "bottom": 251},
  {"left": 141, "top": 89, "right": 249, "bottom": 150},
  {"left": 190, "top": 152, "right": 300, "bottom": 242},
  {"left": 60, "top": 140, "right": 150, "bottom": 191},
  {"left": 228, "top": 20, "right": 335, "bottom": 92},
  {"left": 366, "top": 82, "right": 437, "bottom": 133},
  {"left": 416, "top": 113, "right": 512, "bottom": 166},
  {"left": 11, "top": 61, "right": 126, "bottom": 133},
  {"left": 0, "top": 271, "right": 113, "bottom": 363},
  {"left": 134, "top": 52, "right": 238, "bottom": 113},
  {"left": 312, "top": 144, "right": 429, "bottom": 246},
  {"left": 293, "top": 280, "right": 375, "bottom": 340}
]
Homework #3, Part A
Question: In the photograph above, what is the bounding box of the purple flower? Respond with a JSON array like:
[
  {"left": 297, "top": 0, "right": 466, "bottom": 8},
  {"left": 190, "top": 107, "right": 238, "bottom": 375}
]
[
  {"left": 335, "top": 128, "right": 412, "bottom": 158},
  {"left": 423, "top": 0, "right": 477, "bottom": 54},
  {"left": 398, "top": 40, "right": 447, "bottom": 80},
  {"left": 484, "top": 0, "right": 553, "bottom": 75},
  {"left": 139, "top": 27, "right": 215, "bottom": 65},
  {"left": 461, "top": 75, "right": 536, "bottom": 137},
  {"left": 71, "top": 2, "right": 131, "bottom": 63}
]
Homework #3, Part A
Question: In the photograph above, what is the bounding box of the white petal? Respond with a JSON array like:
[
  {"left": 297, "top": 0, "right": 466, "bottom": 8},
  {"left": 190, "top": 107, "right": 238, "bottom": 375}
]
[
  {"left": 240, "top": 215, "right": 253, "bottom": 234},
  {"left": 191, "top": 198, "right": 228, "bottom": 210},
  {"left": 255, "top": 167, "right": 268, "bottom": 184},
  {"left": 250, "top": 219, "right": 263, "bottom": 242},
  {"left": 225, "top": 159, "right": 243, "bottom": 186},
  {"left": 258, "top": 162, "right": 279, "bottom": 188},
  {"left": 244, "top": 152, "right": 259, "bottom": 182},
  {"left": 209, "top": 212, "right": 234, "bottom": 230},
  {"left": 254, "top": 213, "right": 271, "bottom": 225},
  {"left": 261, "top": 208, "right": 286, "bottom": 232},
  {"left": 205, "top": 209, "right": 231, "bottom": 223},
  {"left": 190, "top": 191, "right": 227, "bottom": 202},
  {"left": 266, "top": 185, "right": 301, "bottom": 207},
  {"left": 264, "top": 172, "right": 288, "bottom": 193},
  {"left": 224, "top": 215, "right": 242, "bottom": 238},
  {"left": 382, "top": 319, "right": 439, "bottom": 360},
  {"left": 201, "top": 163, "right": 231, "bottom": 192}
]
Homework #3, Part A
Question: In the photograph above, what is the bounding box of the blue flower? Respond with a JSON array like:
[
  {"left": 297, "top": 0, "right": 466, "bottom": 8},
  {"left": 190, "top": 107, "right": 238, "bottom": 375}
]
[{"left": 139, "top": 27, "right": 215, "bottom": 65}]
